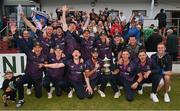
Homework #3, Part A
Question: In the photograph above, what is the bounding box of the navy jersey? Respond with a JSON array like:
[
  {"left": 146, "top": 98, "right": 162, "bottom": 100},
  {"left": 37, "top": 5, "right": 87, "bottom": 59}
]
[
  {"left": 118, "top": 61, "right": 137, "bottom": 81},
  {"left": 46, "top": 53, "right": 66, "bottom": 78},
  {"left": 85, "top": 58, "right": 103, "bottom": 80},
  {"left": 53, "top": 34, "right": 66, "bottom": 51},
  {"left": 65, "top": 31, "right": 81, "bottom": 55},
  {"left": 36, "top": 29, "right": 55, "bottom": 54},
  {"left": 65, "top": 60, "right": 85, "bottom": 82},
  {"left": 151, "top": 53, "right": 172, "bottom": 72},
  {"left": 111, "top": 42, "right": 125, "bottom": 58},
  {"left": 81, "top": 36, "right": 95, "bottom": 60},
  {"left": 17, "top": 36, "right": 48, "bottom": 77},
  {"left": 95, "top": 39, "right": 112, "bottom": 60},
  {"left": 133, "top": 57, "right": 161, "bottom": 75},
  {"left": 25, "top": 52, "right": 47, "bottom": 77}
]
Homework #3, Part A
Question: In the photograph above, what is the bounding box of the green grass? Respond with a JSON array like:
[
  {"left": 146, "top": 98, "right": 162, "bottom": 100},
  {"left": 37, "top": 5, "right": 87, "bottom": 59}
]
[{"left": 0, "top": 75, "right": 180, "bottom": 110}]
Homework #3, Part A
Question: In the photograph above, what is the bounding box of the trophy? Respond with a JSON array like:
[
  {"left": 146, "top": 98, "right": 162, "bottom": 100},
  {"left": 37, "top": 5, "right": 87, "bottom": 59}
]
[{"left": 102, "top": 55, "right": 111, "bottom": 75}]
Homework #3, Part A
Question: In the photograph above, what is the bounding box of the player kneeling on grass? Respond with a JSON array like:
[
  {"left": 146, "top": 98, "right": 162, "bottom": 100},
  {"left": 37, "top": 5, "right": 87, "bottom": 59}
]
[
  {"left": 1, "top": 71, "right": 24, "bottom": 107},
  {"left": 42, "top": 49, "right": 92, "bottom": 99},
  {"left": 131, "top": 49, "right": 162, "bottom": 102},
  {"left": 85, "top": 48, "right": 120, "bottom": 98},
  {"left": 84, "top": 48, "right": 104, "bottom": 98},
  {"left": 151, "top": 43, "right": 172, "bottom": 102},
  {"left": 114, "top": 49, "right": 137, "bottom": 101},
  {"left": 16, "top": 42, "right": 48, "bottom": 100},
  {"left": 65, "top": 49, "right": 93, "bottom": 99},
  {"left": 41, "top": 45, "right": 71, "bottom": 99}
]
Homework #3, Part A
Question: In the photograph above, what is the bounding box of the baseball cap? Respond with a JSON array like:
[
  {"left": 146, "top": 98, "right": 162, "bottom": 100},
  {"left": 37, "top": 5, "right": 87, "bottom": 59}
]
[
  {"left": 54, "top": 45, "right": 62, "bottom": 50},
  {"left": 33, "top": 41, "right": 42, "bottom": 47},
  {"left": 91, "top": 48, "right": 99, "bottom": 53}
]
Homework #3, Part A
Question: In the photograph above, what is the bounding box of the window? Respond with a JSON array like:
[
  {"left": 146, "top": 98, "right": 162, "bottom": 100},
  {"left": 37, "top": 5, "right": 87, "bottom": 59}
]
[
  {"left": 132, "top": 10, "right": 147, "bottom": 16},
  {"left": 5, "top": 5, "right": 35, "bottom": 20}
]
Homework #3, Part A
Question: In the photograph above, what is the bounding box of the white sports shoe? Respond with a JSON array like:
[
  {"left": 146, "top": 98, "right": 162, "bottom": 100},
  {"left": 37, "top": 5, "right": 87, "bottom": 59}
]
[
  {"left": 150, "top": 93, "right": 159, "bottom": 103},
  {"left": 26, "top": 89, "right": 32, "bottom": 95},
  {"left": 68, "top": 89, "right": 74, "bottom": 98},
  {"left": 164, "top": 93, "right": 170, "bottom": 102},
  {"left": 114, "top": 91, "right": 121, "bottom": 98},
  {"left": 47, "top": 92, "right": 52, "bottom": 99},
  {"left": 138, "top": 89, "right": 143, "bottom": 95},
  {"left": 16, "top": 99, "right": 24, "bottom": 108},
  {"left": 98, "top": 90, "right": 106, "bottom": 98},
  {"left": 94, "top": 86, "right": 97, "bottom": 91}
]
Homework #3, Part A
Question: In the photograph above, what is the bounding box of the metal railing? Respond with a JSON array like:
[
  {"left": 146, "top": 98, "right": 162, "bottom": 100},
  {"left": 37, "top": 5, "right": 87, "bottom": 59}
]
[
  {"left": 144, "top": 18, "right": 180, "bottom": 36},
  {"left": 0, "top": 25, "right": 8, "bottom": 37}
]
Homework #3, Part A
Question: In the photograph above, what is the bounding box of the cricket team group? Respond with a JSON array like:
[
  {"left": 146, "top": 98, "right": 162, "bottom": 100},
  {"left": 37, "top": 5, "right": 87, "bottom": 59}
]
[{"left": 2, "top": 6, "right": 172, "bottom": 108}]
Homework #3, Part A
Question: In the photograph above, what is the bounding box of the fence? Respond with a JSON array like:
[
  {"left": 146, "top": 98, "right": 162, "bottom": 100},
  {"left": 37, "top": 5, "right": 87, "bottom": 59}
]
[{"left": 144, "top": 18, "right": 180, "bottom": 36}]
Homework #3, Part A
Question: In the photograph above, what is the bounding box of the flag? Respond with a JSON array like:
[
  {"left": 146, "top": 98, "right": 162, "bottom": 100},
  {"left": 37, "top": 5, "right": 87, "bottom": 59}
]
[
  {"left": 17, "top": 4, "right": 23, "bottom": 28},
  {"left": 31, "top": 10, "right": 49, "bottom": 30},
  {"left": 150, "top": 0, "right": 154, "bottom": 18},
  {"left": 31, "top": 10, "right": 49, "bottom": 25}
]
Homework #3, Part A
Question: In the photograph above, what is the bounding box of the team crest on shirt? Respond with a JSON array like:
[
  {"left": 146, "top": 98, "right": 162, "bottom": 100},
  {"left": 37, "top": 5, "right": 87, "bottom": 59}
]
[
  {"left": 146, "top": 65, "right": 150, "bottom": 70},
  {"left": 51, "top": 58, "right": 55, "bottom": 61},
  {"left": 104, "top": 47, "right": 109, "bottom": 50},
  {"left": 71, "top": 65, "right": 74, "bottom": 68},
  {"left": 61, "top": 42, "right": 65, "bottom": 45},
  {"left": 90, "top": 41, "right": 94, "bottom": 44},
  {"left": 124, "top": 72, "right": 130, "bottom": 75},
  {"left": 80, "top": 65, "right": 83, "bottom": 70},
  {"left": 45, "top": 43, "right": 50, "bottom": 47},
  {"left": 119, "top": 65, "right": 123, "bottom": 69},
  {"left": 89, "top": 46, "right": 93, "bottom": 49},
  {"left": 127, "top": 67, "right": 131, "bottom": 72},
  {"left": 41, "top": 58, "right": 45, "bottom": 62}
]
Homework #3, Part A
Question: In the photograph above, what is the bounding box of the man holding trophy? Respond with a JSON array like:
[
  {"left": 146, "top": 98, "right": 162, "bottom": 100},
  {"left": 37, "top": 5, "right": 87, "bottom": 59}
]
[{"left": 95, "top": 31, "right": 120, "bottom": 98}]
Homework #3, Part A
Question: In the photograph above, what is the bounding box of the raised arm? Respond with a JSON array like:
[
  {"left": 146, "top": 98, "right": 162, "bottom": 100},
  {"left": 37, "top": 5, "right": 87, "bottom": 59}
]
[
  {"left": 20, "top": 12, "right": 37, "bottom": 33},
  {"left": 129, "top": 13, "right": 135, "bottom": 23},
  {"left": 61, "top": 5, "right": 68, "bottom": 31},
  {"left": 82, "top": 12, "right": 90, "bottom": 30}
]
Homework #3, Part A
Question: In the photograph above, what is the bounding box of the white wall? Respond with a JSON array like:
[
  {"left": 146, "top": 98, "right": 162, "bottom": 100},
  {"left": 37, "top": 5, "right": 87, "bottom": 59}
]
[
  {"left": 40, "top": 0, "right": 180, "bottom": 27},
  {"left": 3, "top": 0, "right": 180, "bottom": 27},
  {"left": 4, "top": 0, "right": 38, "bottom": 6},
  {"left": 3, "top": 0, "right": 40, "bottom": 9},
  {"left": 41, "top": 0, "right": 151, "bottom": 20},
  {"left": 41, "top": 0, "right": 180, "bottom": 17}
]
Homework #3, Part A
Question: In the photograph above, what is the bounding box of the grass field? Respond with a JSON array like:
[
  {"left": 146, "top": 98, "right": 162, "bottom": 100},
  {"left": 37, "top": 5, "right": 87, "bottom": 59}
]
[{"left": 0, "top": 75, "right": 180, "bottom": 110}]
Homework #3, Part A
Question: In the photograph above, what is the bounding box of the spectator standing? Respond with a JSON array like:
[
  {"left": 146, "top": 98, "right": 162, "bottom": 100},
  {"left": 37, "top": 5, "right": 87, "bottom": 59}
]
[
  {"left": 145, "top": 29, "right": 163, "bottom": 52},
  {"left": 110, "top": 19, "right": 122, "bottom": 36},
  {"left": 143, "top": 24, "right": 155, "bottom": 43},
  {"left": 166, "top": 29, "right": 179, "bottom": 61},
  {"left": 154, "top": 9, "right": 167, "bottom": 36}
]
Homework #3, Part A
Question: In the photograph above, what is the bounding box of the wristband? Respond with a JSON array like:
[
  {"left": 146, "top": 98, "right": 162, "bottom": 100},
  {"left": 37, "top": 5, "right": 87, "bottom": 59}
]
[{"left": 136, "top": 81, "right": 140, "bottom": 84}]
